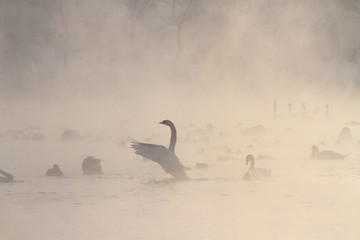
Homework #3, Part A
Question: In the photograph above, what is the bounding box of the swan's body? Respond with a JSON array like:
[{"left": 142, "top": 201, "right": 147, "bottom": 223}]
[
  {"left": 45, "top": 164, "right": 63, "bottom": 176},
  {"left": 243, "top": 154, "right": 271, "bottom": 180},
  {"left": 131, "top": 120, "right": 188, "bottom": 179},
  {"left": 82, "top": 156, "right": 102, "bottom": 175},
  {"left": 311, "top": 145, "right": 349, "bottom": 160}
]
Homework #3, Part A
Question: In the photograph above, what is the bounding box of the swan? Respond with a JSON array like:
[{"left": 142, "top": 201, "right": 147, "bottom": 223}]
[
  {"left": 131, "top": 120, "right": 188, "bottom": 179},
  {"left": 45, "top": 164, "right": 63, "bottom": 176},
  {"left": 243, "top": 154, "right": 271, "bottom": 180},
  {"left": 0, "top": 169, "right": 14, "bottom": 183},
  {"left": 335, "top": 127, "right": 352, "bottom": 144},
  {"left": 82, "top": 156, "right": 102, "bottom": 175},
  {"left": 311, "top": 145, "right": 349, "bottom": 160}
]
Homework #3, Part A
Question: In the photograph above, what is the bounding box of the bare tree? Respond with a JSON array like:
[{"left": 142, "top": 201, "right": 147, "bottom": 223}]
[
  {"left": 160, "top": 0, "right": 194, "bottom": 70},
  {"left": 126, "top": 0, "right": 154, "bottom": 43},
  {"left": 37, "top": 0, "right": 79, "bottom": 72}
]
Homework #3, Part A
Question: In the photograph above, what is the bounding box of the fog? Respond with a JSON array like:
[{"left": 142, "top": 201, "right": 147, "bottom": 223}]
[
  {"left": 0, "top": 0, "right": 359, "bottom": 130},
  {"left": 1, "top": 0, "right": 360, "bottom": 239}
]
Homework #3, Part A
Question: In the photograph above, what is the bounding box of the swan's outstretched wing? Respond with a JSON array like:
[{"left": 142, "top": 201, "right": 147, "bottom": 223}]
[
  {"left": 131, "top": 141, "right": 173, "bottom": 166},
  {"left": 131, "top": 140, "right": 188, "bottom": 179}
]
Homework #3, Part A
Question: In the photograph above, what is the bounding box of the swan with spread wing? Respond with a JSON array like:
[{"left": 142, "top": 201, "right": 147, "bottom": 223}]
[{"left": 131, "top": 120, "right": 188, "bottom": 179}]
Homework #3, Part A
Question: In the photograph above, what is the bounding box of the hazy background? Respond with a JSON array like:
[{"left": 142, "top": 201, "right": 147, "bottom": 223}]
[
  {"left": 1, "top": 1, "right": 360, "bottom": 239},
  {"left": 0, "top": 0, "right": 359, "bottom": 135}
]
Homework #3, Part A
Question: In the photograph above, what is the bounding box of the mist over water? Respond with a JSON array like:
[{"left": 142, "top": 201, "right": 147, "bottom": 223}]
[{"left": 1, "top": 0, "right": 360, "bottom": 239}]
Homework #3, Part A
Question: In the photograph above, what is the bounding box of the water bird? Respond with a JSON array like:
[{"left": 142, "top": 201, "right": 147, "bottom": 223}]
[
  {"left": 335, "top": 127, "right": 352, "bottom": 144},
  {"left": 241, "top": 125, "right": 265, "bottom": 137},
  {"left": 82, "top": 156, "right": 103, "bottom": 175},
  {"left": 131, "top": 120, "right": 188, "bottom": 179},
  {"left": 243, "top": 154, "right": 271, "bottom": 180},
  {"left": 311, "top": 145, "right": 349, "bottom": 160},
  {"left": 0, "top": 169, "right": 14, "bottom": 183},
  {"left": 195, "top": 162, "right": 208, "bottom": 169},
  {"left": 45, "top": 164, "right": 63, "bottom": 176}
]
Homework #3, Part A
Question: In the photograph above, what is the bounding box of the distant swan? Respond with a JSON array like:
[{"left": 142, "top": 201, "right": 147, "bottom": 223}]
[
  {"left": 45, "top": 164, "right": 63, "bottom": 176},
  {"left": 82, "top": 156, "right": 102, "bottom": 175},
  {"left": 335, "top": 127, "right": 352, "bottom": 144},
  {"left": 243, "top": 154, "right": 271, "bottom": 180},
  {"left": 311, "top": 145, "right": 349, "bottom": 160},
  {"left": 131, "top": 120, "right": 188, "bottom": 179},
  {"left": 0, "top": 169, "right": 14, "bottom": 183}
]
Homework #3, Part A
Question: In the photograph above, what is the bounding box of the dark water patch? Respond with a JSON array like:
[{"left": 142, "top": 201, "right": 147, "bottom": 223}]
[
  {"left": 186, "top": 177, "right": 211, "bottom": 182},
  {"left": 143, "top": 178, "right": 180, "bottom": 187},
  {"left": 38, "top": 191, "right": 56, "bottom": 194},
  {"left": 51, "top": 198, "right": 63, "bottom": 202}
]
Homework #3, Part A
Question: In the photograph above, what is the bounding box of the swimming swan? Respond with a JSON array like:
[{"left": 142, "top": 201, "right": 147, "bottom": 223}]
[
  {"left": 243, "top": 154, "right": 271, "bottom": 180},
  {"left": 0, "top": 169, "right": 14, "bottom": 183},
  {"left": 45, "top": 164, "right": 63, "bottom": 176},
  {"left": 311, "top": 145, "right": 349, "bottom": 160},
  {"left": 82, "top": 156, "right": 102, "bottom": 175},
  {"left": 131, "top": 120, "right": 188, "bottom": 179}
]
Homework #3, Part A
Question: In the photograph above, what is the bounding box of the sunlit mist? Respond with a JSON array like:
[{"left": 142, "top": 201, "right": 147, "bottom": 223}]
[{"left": 1, "top": 0, "right": 360, "bottom": 239}]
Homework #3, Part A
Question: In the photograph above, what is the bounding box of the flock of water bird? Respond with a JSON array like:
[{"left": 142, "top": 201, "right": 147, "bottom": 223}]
[
  {"left": 0, "top": 116, "right": 356, "bottom": 183},
  {"left": 130, "top": 119, "right": 353, "bottom": 181}
]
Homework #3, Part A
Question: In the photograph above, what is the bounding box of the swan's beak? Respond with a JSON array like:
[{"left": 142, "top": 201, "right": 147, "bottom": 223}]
[{"left": 159, "top": 121, "right": 165, "bottom": 125}]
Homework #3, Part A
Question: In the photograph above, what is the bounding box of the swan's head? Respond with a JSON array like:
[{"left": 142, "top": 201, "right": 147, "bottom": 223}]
[
  {"left": 245, "top": 154, "right": 255, "bottom": 165},
  {"left": 159, "top": 120, "right": 174, "bottom": 126},
  {"left": 53, "top": 164, "right": 59, "bottom": 169}
]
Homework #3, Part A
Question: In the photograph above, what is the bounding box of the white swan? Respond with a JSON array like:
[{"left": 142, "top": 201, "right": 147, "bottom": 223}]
[
  {"left": 243, "top": 154, "right": 271, "bottom": 180},
  {"left": 131, "top": 120, "right": 188, "bottom": 179},
  {"left": 311, "top": 145, "right": 349, "bottom": 160}
]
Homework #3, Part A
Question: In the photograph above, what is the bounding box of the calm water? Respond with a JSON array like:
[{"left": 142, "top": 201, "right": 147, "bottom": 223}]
[{"left": 1, "top": 121, "right": 360, "bottom": 239}]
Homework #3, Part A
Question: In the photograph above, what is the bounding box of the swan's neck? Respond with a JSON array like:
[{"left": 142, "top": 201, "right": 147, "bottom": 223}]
[
  {"left": 312, "top": 147, "right": 319, "bottom": 157},
  {"left": 248, "top": 159, "right": 255, "bottom": 171},
  {"left": 168, "top": 123, "right": 177, "bottom": 152}
]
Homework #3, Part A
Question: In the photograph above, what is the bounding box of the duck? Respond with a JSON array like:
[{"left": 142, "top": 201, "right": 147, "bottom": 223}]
[{"left": 131, "top": 120, "right": 188, "bottom": 179}]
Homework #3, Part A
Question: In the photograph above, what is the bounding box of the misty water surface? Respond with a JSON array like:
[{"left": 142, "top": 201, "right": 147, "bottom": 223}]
[{"left": 1, "top": 0, "right": 360, "bottom": 239}]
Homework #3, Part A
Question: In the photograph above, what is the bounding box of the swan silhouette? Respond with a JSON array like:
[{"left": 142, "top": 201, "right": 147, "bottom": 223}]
[
  {"left": 45, "top": 164, "right": 63, "bottom": 176},
  {"left": 131, "top": 120, "right": 188, "bottom": 179},
  {"left": 243, "top": 154, "right": 271, "bottom": 180},
  {"left": 311, "top": 145, "right": 349, "bottom": 160},
  {"left": 0, "top": 169, "right": 14, "bottom": 183}
]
